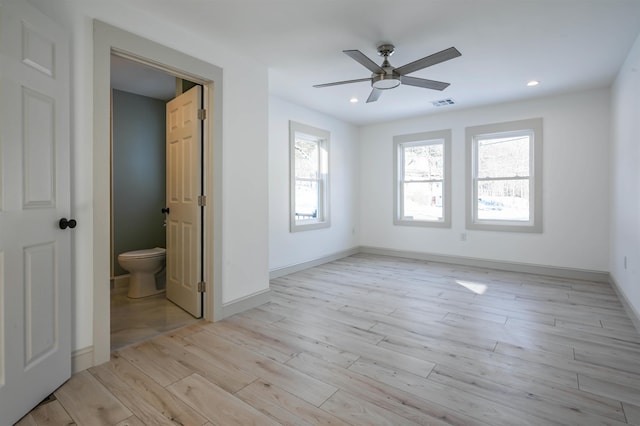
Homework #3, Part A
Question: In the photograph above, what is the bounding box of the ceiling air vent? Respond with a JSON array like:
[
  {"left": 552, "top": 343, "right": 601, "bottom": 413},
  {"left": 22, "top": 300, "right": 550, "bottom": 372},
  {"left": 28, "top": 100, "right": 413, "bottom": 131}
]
[{"left": 432, "top": 98, "right": 455, "bottom": 107}]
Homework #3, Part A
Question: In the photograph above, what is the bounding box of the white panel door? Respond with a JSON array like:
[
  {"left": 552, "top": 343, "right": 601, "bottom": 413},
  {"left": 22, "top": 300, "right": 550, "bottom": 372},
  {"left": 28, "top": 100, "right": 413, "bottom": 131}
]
[
  {"left": 0, "top": 0, "right": 72, "bottom": 424},
  {"left": 166, "top": 86, "right": 202, "bottom": 317}
]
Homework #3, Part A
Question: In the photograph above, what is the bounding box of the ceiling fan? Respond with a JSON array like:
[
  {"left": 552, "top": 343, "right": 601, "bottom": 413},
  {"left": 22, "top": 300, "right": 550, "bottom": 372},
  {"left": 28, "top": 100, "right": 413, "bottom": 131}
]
[{"left": 313, "top": 44, "right": 461, "bottom": 103}]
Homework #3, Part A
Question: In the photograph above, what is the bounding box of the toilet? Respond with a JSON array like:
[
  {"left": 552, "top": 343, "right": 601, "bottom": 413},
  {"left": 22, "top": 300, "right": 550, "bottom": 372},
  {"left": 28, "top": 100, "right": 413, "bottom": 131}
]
[{"left": 117, "top": 247, "right": 166, "bottom": 298}]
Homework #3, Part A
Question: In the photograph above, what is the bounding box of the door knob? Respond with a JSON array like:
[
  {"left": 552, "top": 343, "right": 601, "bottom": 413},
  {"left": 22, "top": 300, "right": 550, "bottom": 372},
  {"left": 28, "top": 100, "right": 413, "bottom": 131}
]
[
  {"left": 161, "top": 207, "right": 170, "bottom": 214},
  {"left": 59, "top": 218, "right": 77, "bottom": 229}
]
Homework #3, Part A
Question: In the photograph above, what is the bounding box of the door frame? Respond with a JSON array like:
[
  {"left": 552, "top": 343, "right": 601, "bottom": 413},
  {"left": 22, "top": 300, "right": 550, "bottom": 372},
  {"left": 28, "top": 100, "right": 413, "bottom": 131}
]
[{"left": 93, "top": 21, "right": 223, "bottom": 365}]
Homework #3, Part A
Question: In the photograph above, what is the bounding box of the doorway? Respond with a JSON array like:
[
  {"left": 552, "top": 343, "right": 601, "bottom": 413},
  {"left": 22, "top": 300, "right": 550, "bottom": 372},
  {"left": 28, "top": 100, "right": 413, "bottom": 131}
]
[
  {"left": 94, "top": 21, "right": 224, "bottom": 364},
  {"left": 109, "top": 55, "right": 202, "bottom": 349}
]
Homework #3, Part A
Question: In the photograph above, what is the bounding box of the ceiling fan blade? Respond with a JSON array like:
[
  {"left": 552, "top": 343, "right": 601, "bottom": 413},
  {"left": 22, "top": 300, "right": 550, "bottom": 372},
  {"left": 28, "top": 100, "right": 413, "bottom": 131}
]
[
  {"left": 313, "top": 77, "right": 372, "bottom": 88},
  {"left": 401, "top": 76, "right": 450, "bottom": 91},
  {"left": 395, "top": 47, "right": 461, "bottom": 76},
  {"left": 366, "top": 88, "right": 382, "bottom": 103},
  {"left": 343, "top": 50, "right": 385, "bottom": 74}
]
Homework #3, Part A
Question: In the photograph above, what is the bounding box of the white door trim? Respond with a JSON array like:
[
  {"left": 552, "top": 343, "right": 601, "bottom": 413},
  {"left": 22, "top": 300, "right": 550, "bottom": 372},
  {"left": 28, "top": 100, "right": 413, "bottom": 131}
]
[{"left": 93, "top": 21, "right": 224, "bottom": 365}]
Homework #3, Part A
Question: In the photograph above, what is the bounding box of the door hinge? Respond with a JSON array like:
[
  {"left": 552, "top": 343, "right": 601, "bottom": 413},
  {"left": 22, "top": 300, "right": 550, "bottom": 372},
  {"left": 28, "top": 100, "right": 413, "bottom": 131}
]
[
  {"left": 197, "top": 281, "right": 206, "bottom": 292},
  {"left": 198, "top": 109, "right": 207, "bottom": 120},
  {"left": 198, "top": 195, "right": 206, "bottom": 206}
]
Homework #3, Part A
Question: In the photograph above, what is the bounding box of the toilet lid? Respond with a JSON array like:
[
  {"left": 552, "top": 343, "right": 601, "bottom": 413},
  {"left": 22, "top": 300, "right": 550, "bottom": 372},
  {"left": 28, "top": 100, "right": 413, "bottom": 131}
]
[{"left": 118, "top": 247, "right": 166, "bottom": 259}]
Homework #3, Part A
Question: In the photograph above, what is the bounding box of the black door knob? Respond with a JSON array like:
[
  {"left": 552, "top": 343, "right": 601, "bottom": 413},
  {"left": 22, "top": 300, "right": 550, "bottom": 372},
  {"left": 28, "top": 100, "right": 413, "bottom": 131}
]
[
  {"left": 161, "top": 207, "right": 170, "bottom": 214},
  {"left": 59, "top": 218, "right": 77, "bottom": 229}
]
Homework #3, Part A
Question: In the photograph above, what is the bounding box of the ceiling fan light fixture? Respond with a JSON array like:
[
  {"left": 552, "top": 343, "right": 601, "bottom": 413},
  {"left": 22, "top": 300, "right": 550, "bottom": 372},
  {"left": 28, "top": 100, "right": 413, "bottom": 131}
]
[{"left": 372, "top": 73, "right": 401, "bottom": 90}]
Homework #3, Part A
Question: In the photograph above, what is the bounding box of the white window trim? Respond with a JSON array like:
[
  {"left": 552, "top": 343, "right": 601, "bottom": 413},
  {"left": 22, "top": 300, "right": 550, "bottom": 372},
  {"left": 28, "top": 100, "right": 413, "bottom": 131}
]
[
  {"left": 393, "top": 129, "right": 452, "bottom": 228},
  {"left": 465, "top": 118, "right": 543, "bottom": 233},
  {"left": 289, "top": 121, "right": 330, "bottom": 232}
]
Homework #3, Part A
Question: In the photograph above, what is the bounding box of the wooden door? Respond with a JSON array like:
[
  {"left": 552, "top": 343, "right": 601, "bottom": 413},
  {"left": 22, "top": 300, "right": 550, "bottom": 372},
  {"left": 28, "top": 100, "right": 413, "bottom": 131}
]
[
  {"left": 0, "top": 0, "right": 72, "bottom": 423},
  {"left": 165, "top": 86, "right": 202, "bottom": 317}
]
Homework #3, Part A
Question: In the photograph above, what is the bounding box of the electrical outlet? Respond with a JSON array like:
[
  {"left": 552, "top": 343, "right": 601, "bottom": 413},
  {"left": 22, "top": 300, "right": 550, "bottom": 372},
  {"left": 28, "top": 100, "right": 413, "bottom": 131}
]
[{"left": 460, "top": 233, "right": 467, "bottom": 242}]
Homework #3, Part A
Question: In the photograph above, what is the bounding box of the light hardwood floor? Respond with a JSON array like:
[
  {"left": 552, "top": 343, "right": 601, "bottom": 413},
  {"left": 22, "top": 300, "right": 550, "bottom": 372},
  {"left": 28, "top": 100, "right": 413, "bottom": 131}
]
[{"left": 17, "top": 254, "right": 640, "bottom": 425}]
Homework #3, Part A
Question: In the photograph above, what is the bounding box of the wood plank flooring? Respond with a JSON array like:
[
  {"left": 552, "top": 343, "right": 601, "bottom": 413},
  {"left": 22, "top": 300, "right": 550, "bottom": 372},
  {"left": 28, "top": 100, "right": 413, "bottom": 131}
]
[{"left": 17, "top": 253, "right": 640, "bottom": 425}]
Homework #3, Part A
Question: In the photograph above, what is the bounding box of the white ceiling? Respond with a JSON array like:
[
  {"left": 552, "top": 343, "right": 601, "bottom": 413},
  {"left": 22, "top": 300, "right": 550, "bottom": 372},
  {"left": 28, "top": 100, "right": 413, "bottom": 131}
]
[{"left": 114, "top": 0, "right": 640, "bottom": 125}]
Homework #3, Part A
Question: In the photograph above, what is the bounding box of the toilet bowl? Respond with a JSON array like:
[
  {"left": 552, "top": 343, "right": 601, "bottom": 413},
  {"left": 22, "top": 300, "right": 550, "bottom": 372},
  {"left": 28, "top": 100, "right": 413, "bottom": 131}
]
[{"left": 117, "top": 247, "right": 166, "bottom": 298}]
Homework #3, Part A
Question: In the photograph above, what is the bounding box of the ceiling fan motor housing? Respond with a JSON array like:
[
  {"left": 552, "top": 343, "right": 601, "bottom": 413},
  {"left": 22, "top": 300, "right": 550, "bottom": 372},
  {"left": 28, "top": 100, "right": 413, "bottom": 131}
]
[
  {"left": 371, "top": 49, "right": 401, "bottom": 90},
  {"left": 371, "top": 44, "right": 401, "bottom": 89},
  {"left": 371, "top": 70, "right": 401, "bottom": 89}
]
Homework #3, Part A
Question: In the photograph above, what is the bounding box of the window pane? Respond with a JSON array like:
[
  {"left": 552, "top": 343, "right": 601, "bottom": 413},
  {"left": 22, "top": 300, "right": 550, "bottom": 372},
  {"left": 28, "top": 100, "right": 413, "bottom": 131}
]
[
  {"left": 404, "top": 143, "right": 443, "bottom": 181},
  {"left": 403, "top": 181, "right": 443, "bottom": 221},
  {"left": 295, "top": 179, "right": 318, "bottom": 220},
  {"left": 290, "top": 121, "right": 330, "bottom": 232},
  {"left": 467, "top": 118, "right": 542, "bottom": 232},
  {"left": 477, "top": 179, "right": 529, "bottom": 221},
  {"left": 394, "top": 131, "right": 451, "bottom": 228},
  {"left": 477, "top": 135, "right": 529, "bottom": 178},
  {"left": 295, "top": 138, "right": 319, "bottom": 179}
]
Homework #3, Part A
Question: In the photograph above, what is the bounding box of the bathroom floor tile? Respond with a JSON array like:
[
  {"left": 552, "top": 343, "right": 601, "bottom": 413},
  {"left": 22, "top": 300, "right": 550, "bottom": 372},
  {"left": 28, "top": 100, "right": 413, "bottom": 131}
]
[{"left": 110, "top": 287, "right": 199, "bottom": 350}]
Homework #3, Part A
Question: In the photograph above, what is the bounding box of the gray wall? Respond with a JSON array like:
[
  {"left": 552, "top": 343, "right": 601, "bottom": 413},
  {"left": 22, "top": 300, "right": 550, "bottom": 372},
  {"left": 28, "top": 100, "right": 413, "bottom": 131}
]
[{"left": 112, "top": 89, "right": 166, "bottom": 276}]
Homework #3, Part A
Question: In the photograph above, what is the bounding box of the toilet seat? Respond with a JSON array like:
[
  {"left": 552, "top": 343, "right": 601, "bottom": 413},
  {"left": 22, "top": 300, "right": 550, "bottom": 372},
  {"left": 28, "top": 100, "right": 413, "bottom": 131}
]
[{"left": 118, "top": 247, "right": 166, "bottom": 260}]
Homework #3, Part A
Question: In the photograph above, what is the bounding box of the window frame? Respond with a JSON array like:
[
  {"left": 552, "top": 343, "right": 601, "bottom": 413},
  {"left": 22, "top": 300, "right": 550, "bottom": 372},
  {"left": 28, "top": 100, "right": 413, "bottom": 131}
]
[
  {"left": 465, "top": 118, "right": 543, "bottom": 233},
  {"left": 289, "top": 121, "right": 330, "bottom": 232},
  {"left": 393, "top": 129, "right": 452, "bottom": 228}
]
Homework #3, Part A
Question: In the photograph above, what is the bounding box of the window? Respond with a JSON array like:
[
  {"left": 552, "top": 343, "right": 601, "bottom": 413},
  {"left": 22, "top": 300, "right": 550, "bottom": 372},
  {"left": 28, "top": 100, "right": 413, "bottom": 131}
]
[
  {"left": 466, "top": 118, "right": 542, "bottom": 232},
  {"left": 290, "top": 121, "right": 330, "bottom": 232},
  {"left": 394, "top": 129, "right": 451, "bottom": 227}
]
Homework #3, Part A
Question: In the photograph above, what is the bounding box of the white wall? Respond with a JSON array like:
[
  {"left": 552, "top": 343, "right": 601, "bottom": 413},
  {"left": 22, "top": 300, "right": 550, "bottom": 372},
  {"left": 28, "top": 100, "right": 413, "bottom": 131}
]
[
  {"left": 611, "top": 33, "right": 640, "bottom": 320},
  {"left": 360, "top": 89, "right": 611, "bottom": 272},
  {"left": 269, "top": 97, "right": 359, "bottom": 271},
  {"left": 29, "top": 0, "right": 269, "bottom": 352}
]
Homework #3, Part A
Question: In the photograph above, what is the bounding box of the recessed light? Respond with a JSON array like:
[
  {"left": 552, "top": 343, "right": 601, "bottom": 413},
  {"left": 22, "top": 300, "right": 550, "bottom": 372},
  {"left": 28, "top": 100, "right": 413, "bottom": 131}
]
[
  {"left": 527, "top": 80, "right": 540, "bottom": 87},
  {"left": 349, "top": 97, "right": 359, "bottom": 103}
]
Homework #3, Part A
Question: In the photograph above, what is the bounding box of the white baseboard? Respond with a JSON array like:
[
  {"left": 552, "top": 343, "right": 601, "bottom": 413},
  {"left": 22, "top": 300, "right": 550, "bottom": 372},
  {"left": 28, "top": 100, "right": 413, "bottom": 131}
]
[
  {"left": 358, "top": 246, "right": 610, "bottom": 283},
  {"left": 609, "top": 275, "right": 640, "bottom": 336},
  {"left": 269, "top": 247, "right": 360, "bottom": 279},
  {"left": 72, "top": 346, "right": 94, "bottom": 373},
  {"left": 220, "top": 288, "right": 272, "bottom": 319}
]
